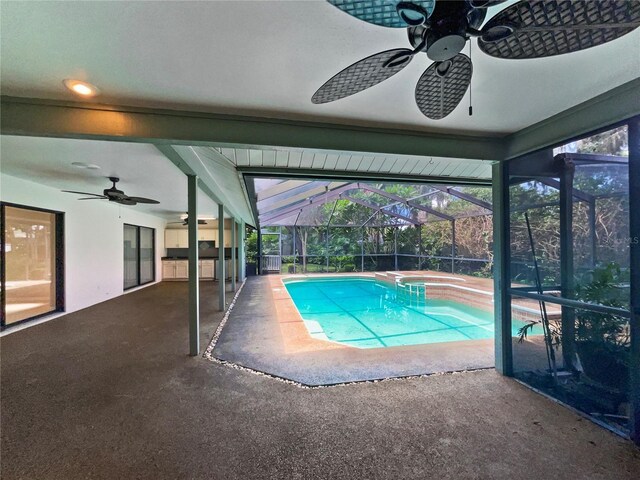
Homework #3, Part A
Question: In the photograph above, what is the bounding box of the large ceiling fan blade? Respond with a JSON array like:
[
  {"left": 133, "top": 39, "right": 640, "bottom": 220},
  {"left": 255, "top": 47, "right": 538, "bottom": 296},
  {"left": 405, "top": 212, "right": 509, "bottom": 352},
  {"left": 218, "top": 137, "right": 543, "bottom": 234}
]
[
  {"left": 78, "top": 196, "right": 108, "bottom": 200},
  {"left": 312, "top": 48, "right": 414, "bottom": 104},
  {"left": 127, "top": 196, "right": 160, "bottom": 204},
  {"left": 478, "top": 0, "right": 640, "bottom": 59},
  {"left": 62, "top": 190, "right": 104, "bottom": 196},
  {"left": 327, "top": 0, "right": 435, "bottom": 28},
  {"left": 118, "top": 198, "right": 138, "bottom": 206},
  {"left": 415, "top": 54, "right": 472, "bottom": 120}
]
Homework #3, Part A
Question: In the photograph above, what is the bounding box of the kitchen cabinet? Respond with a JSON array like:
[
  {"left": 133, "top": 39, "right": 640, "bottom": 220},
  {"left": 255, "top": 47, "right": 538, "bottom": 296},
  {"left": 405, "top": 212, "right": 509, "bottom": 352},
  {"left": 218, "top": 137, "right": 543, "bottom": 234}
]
[
  {"left": 164, "top": 229, "right": 189, "bottom": 248},
  {"left": 166, "top": 229, "right": 215, "bottom": 247},
  {"left": 198, "top": 230, "right": 215, "bottom": 242},
  {"left": 199, "top": 260, "right": 215, "bottom": 278},
  {"left": 162, "top": 261, "right": 176, "bottom": 279},
  {"left": 162, "top": 259, "right": 215, "bottom": 280},
  {"left": 162, "top": 260, "right": 189, "bottom": 279},
  {"left": 175, "top": 260, "right": 189, "bottom": 278},
  {"left": 165, "top": 230, "right": 178, "bottom": 248}
]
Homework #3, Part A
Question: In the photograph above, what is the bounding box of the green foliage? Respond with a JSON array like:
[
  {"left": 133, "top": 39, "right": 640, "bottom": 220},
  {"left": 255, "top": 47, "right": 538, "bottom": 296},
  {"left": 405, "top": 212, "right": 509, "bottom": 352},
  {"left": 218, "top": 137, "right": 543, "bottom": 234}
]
[
  {"left": 328, "top": 228, "right": 361, "bottom": 255},
  {"left": 574, "top": 262, "right": 630, "bottom": 351},
  {"left": 329, "top": 255, "right": 355, "bottom": 272},
  {"left": 573, "top": 125, "right": 628, "bottom": 156},
  {"left": 261, "top": 233, "right": 280, "bottom": 255},
  {"left": 245, "top": 230, "right": 257, "bottom": 263},
  {"left": 517, "top": 263, "right": 630, "bottom": 368}
]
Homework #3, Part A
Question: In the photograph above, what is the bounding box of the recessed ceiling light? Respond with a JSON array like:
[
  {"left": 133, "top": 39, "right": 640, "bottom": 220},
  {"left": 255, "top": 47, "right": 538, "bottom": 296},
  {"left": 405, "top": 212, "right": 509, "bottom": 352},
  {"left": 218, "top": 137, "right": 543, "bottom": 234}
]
[
  {"left": 63, "top": 79, "right": 99, "bottom": 97},
  {"left": 71, "top": 161, "right": 101, "bottom": 170}
]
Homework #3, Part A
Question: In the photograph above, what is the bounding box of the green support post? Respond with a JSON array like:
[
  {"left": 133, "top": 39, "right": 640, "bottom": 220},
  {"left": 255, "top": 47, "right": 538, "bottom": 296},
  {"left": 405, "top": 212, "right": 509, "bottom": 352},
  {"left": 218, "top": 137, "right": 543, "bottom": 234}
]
[
  {"left": 559, "top": 155, "right": 576, "bottom": 371},
  {"left": 218, "top": 204, "right": 225, "bottom": 311},
  {"left": 187, "top": 175, "right": 200, "bottom": 356},
  {"left": 257, "top": 228, "right": 262, "bottom": 276},
  {"left": 231, "top": 219, "right": 237, "bottom": 292},
  {"left": 628, "top": 116, "right": 639, "bottom": 446},
  {"left": 492, "top": 162, "right": 513, "bottom": 376},
  {"left": 239, "top": 220, "right": 246, "bottom": 281},
  {"left": 451, "top": 219, "right": 456, "bottom": 273},
  {"left": 588, "top": 198, "right": 597, "bottom": 268}
]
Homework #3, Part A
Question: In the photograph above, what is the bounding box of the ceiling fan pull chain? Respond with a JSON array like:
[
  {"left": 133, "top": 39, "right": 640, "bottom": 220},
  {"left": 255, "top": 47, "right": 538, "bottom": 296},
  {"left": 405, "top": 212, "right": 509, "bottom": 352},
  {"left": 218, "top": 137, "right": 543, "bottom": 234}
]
[{"left": 468, "top": 41, "right": 473, "bottom": 117}]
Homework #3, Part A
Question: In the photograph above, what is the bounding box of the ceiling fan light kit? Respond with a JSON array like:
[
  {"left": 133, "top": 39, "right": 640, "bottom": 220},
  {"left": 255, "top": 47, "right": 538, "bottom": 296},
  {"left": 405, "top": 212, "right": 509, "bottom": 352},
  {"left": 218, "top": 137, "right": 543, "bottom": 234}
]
[{"left": 315, "top": 0, "right": 640, "bottom": 119}]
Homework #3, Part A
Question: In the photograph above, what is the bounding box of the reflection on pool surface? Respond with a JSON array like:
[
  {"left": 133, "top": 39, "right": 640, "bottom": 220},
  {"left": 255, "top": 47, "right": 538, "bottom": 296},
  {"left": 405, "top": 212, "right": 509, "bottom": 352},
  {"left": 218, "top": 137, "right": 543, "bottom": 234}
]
[{"left": 284, "top": 277, "right": 538, "bottom": 349}]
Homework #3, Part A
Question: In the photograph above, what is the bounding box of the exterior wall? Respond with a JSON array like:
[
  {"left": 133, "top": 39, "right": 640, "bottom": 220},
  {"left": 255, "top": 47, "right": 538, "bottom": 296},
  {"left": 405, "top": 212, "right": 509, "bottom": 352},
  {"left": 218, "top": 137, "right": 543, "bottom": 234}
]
[{"left": 1, "top": 174, "right": 166, "bottom": 320}]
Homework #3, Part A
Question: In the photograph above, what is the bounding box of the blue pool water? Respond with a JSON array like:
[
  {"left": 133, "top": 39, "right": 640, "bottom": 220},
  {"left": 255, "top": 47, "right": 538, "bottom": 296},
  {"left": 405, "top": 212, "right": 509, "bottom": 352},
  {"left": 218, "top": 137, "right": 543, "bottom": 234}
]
[{"left": 284, "top": 277, "right": 534, "bottom": 349}]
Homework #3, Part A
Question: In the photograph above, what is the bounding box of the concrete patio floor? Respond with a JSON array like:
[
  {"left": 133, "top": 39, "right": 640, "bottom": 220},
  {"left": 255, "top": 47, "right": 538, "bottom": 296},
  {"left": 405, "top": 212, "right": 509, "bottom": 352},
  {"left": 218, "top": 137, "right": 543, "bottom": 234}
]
[{"left": 1, "top": 279, "right": 639, "bottom": 479}]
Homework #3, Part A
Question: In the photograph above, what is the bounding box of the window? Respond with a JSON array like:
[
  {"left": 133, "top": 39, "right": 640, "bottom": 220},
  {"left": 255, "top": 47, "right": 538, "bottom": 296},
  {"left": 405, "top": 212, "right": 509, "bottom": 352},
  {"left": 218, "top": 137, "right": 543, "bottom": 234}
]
[
  {"left": 1, "top": 203, "right": 64, "bottom": 328},
  {"left": 124, "top": 224, "right": 155, "bottom": 290}
]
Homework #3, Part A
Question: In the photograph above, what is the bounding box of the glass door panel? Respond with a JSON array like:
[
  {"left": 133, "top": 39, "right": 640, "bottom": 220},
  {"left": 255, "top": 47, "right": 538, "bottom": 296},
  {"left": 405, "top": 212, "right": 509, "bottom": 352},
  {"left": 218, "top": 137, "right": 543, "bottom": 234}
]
[
  {"left": 123, "top": 224, "right": 138, "bottom": 289},
  {"left": 4, "top": 206, "right": 57, "bottom": 324},
  {"left": 139, "top": 227, "right": 154, "bottom": 284}
]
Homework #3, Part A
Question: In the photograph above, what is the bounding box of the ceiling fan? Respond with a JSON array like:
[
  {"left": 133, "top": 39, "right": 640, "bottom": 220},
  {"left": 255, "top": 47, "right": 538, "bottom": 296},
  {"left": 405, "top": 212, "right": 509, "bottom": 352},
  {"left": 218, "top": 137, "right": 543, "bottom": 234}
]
[
  {"left": 62, "top": 177, "right": 160, "bottom": 205},
  {"left": 313, "top": 0, "right": 640, "bottom": 119},
  {"left": 169, "top": 214, "right": 208, "bottom": 226}
]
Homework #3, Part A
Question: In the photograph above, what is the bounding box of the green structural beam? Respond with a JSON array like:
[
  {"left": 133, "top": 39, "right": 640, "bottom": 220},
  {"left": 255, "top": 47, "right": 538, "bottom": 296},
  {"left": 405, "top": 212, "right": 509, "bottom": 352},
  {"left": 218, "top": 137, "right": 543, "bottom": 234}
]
[
  {"left": 628, "top": 116, "right": 640, "bottom": 447},
  {"left": 492, "top": 162, "right": 513, "bottom": 376},
  {"left": 231, "top": 219, "right": 237, "bottom": 292},
  {"left": 188, "top": 174, "right": 200, "bottom": 356},
  {"left": 0, "top": 95, "right": 504, "bottom": 160},
  {"left": 2, "top": 80, "right": 637, "bottom": 163},
  {"left": 218, "top": 204, "right": 226, "bottom": 312}
]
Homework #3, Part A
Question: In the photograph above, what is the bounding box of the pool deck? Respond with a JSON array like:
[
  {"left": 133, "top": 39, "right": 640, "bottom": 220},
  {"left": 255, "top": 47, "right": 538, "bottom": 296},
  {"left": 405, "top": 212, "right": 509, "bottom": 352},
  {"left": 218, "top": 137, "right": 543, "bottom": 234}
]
[
  {"left": 212, "top": 273, "right": 497, "bottom": 386},
  {"left": 3, "top": 281, "right": 638, "bottom": 478}
]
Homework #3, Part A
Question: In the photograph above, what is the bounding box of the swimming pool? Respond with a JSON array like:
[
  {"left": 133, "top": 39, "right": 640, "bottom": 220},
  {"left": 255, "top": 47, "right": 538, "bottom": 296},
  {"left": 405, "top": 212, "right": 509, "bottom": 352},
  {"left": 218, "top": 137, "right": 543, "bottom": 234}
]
[{"left": 284, "top": 277, "right": 539, "bottom": 349}]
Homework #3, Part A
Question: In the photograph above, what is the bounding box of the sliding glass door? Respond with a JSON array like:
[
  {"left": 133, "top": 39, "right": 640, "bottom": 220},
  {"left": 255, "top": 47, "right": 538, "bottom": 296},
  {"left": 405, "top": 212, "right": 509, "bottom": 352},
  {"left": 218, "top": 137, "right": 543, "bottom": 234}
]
[
  {"left": 1, "top": 203, "right": 64, "bottom": 327},
  {"left": 123, "top": 224, "right": 155, "bottom": 290}
]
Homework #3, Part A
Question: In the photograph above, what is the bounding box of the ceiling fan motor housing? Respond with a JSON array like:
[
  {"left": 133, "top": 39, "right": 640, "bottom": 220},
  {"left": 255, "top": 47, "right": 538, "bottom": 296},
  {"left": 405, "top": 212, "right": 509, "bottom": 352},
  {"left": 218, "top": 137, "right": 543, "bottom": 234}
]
[
  {"left": 425, "top": 0, "right": 470, "bottom": 61},
  {"left": 425, "top": 30, "right": 466, "bottom": 61},
  {"left": 103, "top": 187, "right": 126, "bottom": 199},
  {"left": 104, "top": 177, "right": 127, "bottom": 200}
]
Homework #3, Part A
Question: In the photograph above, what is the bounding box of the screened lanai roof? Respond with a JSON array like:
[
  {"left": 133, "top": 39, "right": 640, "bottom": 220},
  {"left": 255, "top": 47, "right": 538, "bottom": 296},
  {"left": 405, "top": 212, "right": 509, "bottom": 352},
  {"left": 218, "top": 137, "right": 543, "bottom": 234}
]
[
  {"left": 254, "top": 179, "right": 494, "bottom": 227},
  {"left": 251, "top": 153, "right": 630, "bottom": 228}
]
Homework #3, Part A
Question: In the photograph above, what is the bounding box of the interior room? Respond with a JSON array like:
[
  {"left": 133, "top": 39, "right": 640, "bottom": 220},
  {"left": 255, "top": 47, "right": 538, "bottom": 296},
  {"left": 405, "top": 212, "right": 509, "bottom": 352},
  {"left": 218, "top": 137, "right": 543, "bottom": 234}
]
[{"left": 1, "top": 1, "right": 639, "bottom": 478}]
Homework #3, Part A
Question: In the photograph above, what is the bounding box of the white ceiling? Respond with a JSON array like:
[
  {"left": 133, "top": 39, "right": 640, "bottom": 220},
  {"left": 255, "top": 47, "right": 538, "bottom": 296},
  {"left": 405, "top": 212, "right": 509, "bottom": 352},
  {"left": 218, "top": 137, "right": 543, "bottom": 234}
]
[
  {"left": 215, "top": 147, "right": 493, "bottom": 179},
  {"left": 0, "top": 135, "right": 220, "bottom": 221},
  {"left": 1, "top": 1, "right": 638, "bottom": 136}
]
